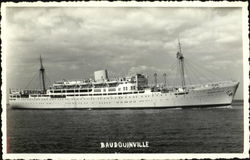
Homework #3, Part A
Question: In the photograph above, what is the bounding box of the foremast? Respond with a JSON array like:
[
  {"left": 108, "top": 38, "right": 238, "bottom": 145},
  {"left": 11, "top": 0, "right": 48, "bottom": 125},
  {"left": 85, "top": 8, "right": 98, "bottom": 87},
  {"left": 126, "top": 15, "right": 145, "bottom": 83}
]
[
  {"left": 176, "top": 39, "right": 186, "bottom": 88},
  {"left": 39, "top": 55, "right": 46, "bottom": 93}
]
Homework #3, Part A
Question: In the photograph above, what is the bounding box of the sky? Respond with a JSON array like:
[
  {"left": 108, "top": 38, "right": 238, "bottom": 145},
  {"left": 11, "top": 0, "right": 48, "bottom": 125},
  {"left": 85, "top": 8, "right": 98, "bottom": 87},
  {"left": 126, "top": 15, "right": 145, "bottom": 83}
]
[{"left": 5, "top": 7, "right": 244, "bottom": 99}]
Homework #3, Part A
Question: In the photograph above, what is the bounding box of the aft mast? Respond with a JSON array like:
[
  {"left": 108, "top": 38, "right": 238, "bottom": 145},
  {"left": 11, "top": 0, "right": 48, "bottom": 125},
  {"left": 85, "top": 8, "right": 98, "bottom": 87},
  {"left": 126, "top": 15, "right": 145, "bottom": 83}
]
[
  {"left": 176, "top": 39, "right": 186, "bottom": 88},
  {"left": 39, "top": 55, "right": 46, "bottom": 93}
]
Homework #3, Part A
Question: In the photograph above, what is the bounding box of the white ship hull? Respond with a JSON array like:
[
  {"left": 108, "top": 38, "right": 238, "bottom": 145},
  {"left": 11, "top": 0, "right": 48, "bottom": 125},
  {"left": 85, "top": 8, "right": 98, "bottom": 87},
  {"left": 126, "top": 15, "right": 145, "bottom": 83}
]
[{"left": 9, "top": 82, "right": 239, "bottom": 109}]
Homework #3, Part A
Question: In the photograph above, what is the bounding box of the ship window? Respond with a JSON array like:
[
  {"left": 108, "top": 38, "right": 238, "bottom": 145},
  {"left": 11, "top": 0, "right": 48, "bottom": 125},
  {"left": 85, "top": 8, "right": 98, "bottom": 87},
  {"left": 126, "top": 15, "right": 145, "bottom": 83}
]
[
  {"left": 123, "top": 92, "right": 132, "bottom": 95},
  {"left": 80, "top": 89, "right": 88, "bottom": 92},
  {"left": 108, "top": 88, "right": 116, "bottom": 91},
  {"left": 50, "top": 95, "right": 66, "bottom": 98},
  {"left": 118, "top": 88, "right": 121, "bottom": 91},
  {"left": 94, "top": 89, "right": 101, "bottom": 92},
  {"left": 108, "top": 93, "right": 116, "bottom": 95}
]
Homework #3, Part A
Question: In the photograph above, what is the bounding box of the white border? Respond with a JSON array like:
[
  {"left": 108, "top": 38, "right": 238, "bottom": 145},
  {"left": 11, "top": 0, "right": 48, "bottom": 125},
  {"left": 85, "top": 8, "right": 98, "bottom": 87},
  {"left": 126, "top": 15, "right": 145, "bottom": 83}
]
[{"left": 1, "top": 1, "right": 249, "bottom": 159}]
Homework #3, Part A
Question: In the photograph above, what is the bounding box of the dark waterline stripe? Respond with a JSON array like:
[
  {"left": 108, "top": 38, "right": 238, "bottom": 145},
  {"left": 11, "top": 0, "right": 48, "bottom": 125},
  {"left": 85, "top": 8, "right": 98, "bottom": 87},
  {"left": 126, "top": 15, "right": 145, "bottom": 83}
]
[{"left": 11, "top": 103, "right": 231, "bottom": 110}]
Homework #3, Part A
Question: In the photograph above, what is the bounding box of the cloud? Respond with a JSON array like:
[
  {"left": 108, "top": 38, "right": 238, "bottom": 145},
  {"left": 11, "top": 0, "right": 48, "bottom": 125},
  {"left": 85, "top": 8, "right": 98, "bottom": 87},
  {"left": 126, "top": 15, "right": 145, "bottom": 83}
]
[
  {"left": 5, "top": 7, "right": 243, "bottom": 98},
  {"left": 128, "top": 65, "right": 164, "bottom": 75}
]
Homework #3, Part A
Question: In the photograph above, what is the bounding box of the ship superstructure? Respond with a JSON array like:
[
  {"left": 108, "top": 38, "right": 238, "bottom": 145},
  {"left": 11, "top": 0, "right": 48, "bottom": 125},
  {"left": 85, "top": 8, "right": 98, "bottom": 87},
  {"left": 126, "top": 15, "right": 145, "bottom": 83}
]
[{"left": 9, "top": 43, "right": 239, "bottom": 109}]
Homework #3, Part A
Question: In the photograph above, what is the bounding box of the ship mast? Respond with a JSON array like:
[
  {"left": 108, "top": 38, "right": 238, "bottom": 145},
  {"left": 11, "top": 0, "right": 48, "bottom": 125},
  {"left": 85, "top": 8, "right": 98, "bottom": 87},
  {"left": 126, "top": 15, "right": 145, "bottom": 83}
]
[
  {"left": 176, "top": 39, "right": 185, "bottom": 88},
  {"left": 39, "top": 55, "right": 46, "bottom": 93}
]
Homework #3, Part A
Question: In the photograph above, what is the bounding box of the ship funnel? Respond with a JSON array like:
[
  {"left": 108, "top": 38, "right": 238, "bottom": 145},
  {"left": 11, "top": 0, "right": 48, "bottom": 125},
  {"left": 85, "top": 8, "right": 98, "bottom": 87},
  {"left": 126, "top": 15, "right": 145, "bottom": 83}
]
[{"left": 94, "top": 70, "right": 109, "bottom": 82}]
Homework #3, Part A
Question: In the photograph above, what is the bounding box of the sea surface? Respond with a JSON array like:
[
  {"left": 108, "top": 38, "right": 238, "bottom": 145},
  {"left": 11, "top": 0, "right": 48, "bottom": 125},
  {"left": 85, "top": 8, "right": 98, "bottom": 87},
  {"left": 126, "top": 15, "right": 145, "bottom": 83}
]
[{"left": 7, "top": 101, "right": 243, "bottom": 153}]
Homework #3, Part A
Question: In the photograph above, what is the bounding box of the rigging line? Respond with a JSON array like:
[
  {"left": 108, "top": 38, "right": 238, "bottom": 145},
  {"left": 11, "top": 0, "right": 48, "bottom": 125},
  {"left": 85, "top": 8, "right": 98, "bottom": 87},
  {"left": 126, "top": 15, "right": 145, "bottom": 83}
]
[
  {"left": 183, "top": 62, "right": 189, "bottom": 85},
  {"left": 168, "top": 62, "right": 178, "bottom": 76},
  {"left": 177, "top": 60, "right": 182, "bottom": 87},
  {"left": 188, "top": 59, "right": 215, "bottom": 83},
  {"left": 185, "top": 60, "right": 210, "bottom": 84},
  {"left": 185, "top": 59, "right": 201, "bottom": 84},
  {"left": 186, "top": 58, "right": 223, "bottom": 81},
  {"left": 187, "top": 60, "right": 203, "bottom": 85},
  {"left": 190, "top": 61, "right": 214, "bottom": 84},
  {"left": 178, "top": 60, "right": 183, "bottom": 87},
  {"left": 166, "top": 60, "right": 178, "bottom": 75},
  {"left": 184, "top": 64, "right": 193, "bottom": 85},
  {"left": 187, "top": 61, "right": 212, "bottom": 82},
  {"left": 32, "top": 71, "right": 41, "bottom": 90},
  {"left": 185, "top": 60, "right": 197, "bottom": 84},
  {"left": 189, "top": 62, "right": 220, "bottom": 82},
  {"left": 39, "top": 72, "right": 42, "bottom": 90},
  {"left": 177, "top": 61, "right": 181, "bottom": 86},
  {"left": 189, "top": 60, "right": 202, "bottom": 84},
  {"left": 24, "top": 72, "right": 39, "bottom": 89},
  {"left": 166, "top": 61, "right": 178, "bottom": 86},
  {"left": 173, "top": 59, "right": 180, "bottom": 87},
  {"left": 44, "top": 72, "right": 52, "bottom": 88},
  {"left": 183, "top": 61, "right": 193, "bottom": 85},
  {"left": 171, "top": 61, "right": 177, "bottom": 86}
]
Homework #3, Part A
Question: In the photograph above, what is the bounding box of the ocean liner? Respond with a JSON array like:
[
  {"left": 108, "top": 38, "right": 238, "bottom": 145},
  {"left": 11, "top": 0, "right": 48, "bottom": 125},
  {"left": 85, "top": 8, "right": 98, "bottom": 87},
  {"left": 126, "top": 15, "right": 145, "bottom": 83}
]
[{"left": 9, "top": 43, "right": 239, "bottom": 109}]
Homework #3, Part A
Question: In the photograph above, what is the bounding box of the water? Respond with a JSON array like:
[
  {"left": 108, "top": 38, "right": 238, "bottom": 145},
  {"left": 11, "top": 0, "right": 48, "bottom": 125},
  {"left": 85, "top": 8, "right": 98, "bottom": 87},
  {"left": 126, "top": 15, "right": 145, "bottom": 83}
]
[{"left": 7, "top": 102, "right": 243, "bottom": 153}]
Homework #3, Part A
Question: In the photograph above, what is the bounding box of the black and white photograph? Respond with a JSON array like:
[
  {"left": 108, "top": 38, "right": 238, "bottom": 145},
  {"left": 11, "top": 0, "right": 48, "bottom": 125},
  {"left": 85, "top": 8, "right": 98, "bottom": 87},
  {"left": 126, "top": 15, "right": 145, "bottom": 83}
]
[{"left": 1, "top": 1, "right": 249, "bottom": 159}]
